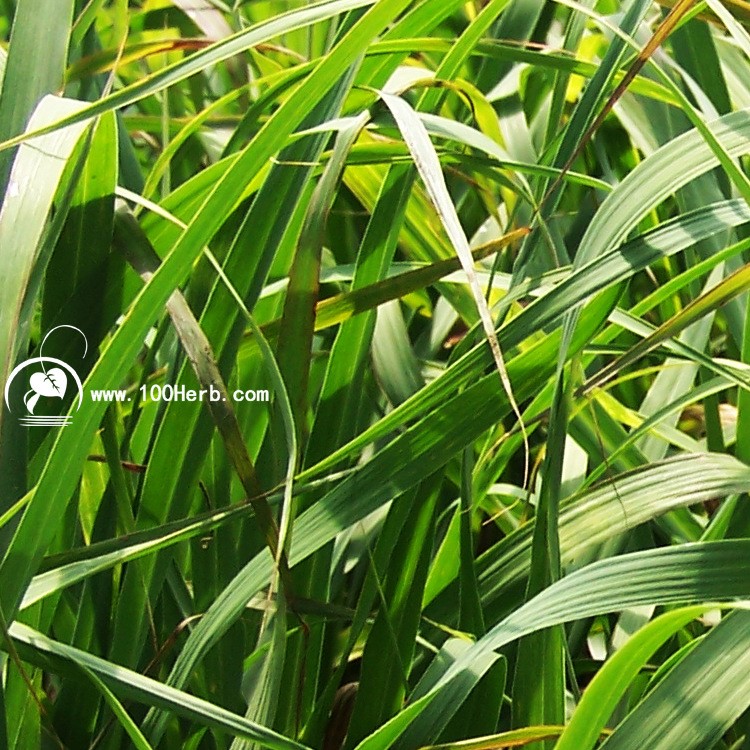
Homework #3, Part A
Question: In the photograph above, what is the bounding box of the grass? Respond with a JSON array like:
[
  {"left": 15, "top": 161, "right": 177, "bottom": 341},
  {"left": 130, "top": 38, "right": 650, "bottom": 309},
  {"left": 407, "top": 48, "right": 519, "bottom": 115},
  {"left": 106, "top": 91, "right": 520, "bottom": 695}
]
[{"left": 2, "top": 0, "right": 750, "bottom": 748}]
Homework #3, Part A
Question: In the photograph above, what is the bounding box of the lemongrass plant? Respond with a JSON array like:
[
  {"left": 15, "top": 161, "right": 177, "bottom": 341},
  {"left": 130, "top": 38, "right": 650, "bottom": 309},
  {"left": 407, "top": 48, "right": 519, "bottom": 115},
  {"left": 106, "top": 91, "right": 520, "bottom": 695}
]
[{"left": 2, "top": 1, "right": 750, "bottom": 749}]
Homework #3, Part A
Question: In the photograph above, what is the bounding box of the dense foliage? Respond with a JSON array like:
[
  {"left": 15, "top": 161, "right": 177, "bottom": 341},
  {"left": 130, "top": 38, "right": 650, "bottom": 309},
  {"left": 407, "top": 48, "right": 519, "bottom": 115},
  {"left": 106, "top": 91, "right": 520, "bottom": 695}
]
[{"left": 3, "top": 0, "right": 750, "bottom": 748}]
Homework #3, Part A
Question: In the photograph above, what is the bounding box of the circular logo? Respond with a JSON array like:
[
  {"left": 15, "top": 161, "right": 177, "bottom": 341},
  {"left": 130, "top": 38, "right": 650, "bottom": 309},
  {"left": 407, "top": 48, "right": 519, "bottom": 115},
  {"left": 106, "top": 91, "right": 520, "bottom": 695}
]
[{"left": 4, "top": 326, "right": 87, "bottom": 428}]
